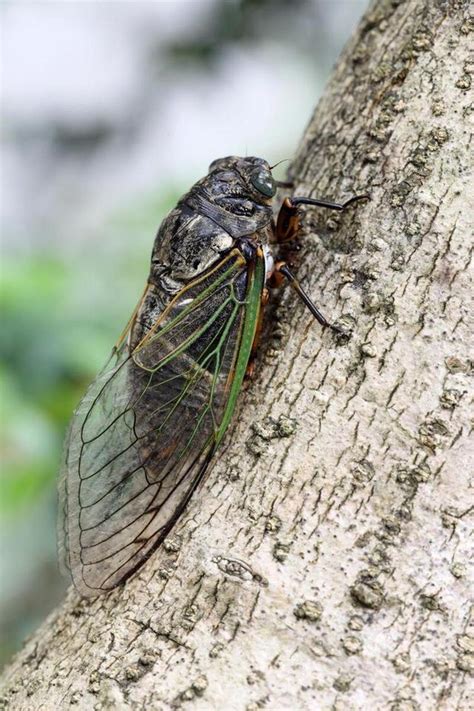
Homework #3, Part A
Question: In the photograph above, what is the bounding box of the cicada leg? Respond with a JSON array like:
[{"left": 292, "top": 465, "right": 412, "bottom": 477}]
[
  {"left": 273, "top": 192, "right": 369, "bottom": 330},
  {"left": 274, "top": 261, "right": 336, "bottom": 331},
  {"left": 276, "top": 193, "right": 369, "bottom": 245}
]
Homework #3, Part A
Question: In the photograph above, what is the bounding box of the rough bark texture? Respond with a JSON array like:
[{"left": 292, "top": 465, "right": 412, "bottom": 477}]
[{"left": 1, "top": 0, "right": 473, "bottom": 709}]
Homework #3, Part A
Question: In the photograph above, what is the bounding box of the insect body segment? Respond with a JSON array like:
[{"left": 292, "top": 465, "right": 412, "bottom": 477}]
[{"left": 59, "top": 155, "right": 366, "bottom": 596}]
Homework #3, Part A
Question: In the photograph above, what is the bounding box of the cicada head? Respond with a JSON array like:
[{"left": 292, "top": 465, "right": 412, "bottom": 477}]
[{"left": 208, "top": 155, "right": 277, "bottom": 206}]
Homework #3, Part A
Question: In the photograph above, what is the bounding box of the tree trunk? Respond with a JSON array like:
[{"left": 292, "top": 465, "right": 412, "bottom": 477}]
[{"left": 1, "top": 0, "right": 472, "bottom": 708}]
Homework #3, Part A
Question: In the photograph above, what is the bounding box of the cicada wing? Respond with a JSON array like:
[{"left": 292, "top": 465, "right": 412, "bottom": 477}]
[{"left": 59, "top": 250, "right": 264, "bottom": 597}]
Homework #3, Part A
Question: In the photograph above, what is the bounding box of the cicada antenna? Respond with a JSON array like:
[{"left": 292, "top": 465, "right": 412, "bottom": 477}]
[{"left": 269, "top": 158, "right": 290, "bottom": 170}]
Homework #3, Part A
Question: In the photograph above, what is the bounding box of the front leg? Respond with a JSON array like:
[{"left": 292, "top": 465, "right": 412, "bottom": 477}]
[
  {"left": 275, "top": 197, "right": 301, "bottom": 245},
  {"left": 273, "top": 192, "right": 369, "bottom": 330},
  {"left": 274, "top": 261, "right": 338, "bottom": 331},
  {"left": 276, "top": 193, "right": 369, "bottom": 245}
]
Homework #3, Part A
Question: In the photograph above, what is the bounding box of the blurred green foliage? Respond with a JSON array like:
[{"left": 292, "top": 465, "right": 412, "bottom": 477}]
[
  {"left": 0, "top": 188, "right": 183, "bottom": 665},
  {"left": 1, "top": 257, "right": 81, "bottom": 515},
  {"left": 0, "top": 189, "right": 181, "bottom": 523}
]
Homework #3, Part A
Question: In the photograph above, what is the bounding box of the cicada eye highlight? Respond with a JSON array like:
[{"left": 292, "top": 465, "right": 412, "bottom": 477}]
[{"left": 250, "top": 169, "right": 276, "bottom": 198}]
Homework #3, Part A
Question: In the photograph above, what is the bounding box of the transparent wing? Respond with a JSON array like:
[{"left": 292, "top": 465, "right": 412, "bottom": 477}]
[{"left": 59, "top": 250, "right": 263, "bottom": 596}]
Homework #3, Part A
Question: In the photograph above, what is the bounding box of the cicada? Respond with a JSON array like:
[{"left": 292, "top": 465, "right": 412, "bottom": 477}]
[{"left": 59, "top": 156, "right": 366, "bottom": 596}]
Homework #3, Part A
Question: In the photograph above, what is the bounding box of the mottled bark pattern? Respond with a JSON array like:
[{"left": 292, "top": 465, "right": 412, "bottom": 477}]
[{"left": 1, "top": 0, "right": 472, "bottom": 708}]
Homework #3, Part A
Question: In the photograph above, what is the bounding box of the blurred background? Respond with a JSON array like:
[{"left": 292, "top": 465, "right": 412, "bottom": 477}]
[{"left": 0, "top": 0, "right": 368, "bottom": 668}]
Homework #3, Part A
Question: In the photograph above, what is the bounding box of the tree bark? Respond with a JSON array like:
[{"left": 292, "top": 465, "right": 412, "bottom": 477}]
[{"left": 1, "top": 0, "right": 472, "bottom": 708}]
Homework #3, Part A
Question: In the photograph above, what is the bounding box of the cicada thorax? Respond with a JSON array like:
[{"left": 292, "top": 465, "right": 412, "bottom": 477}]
[{"left": 149, "top": 162, "right": 274, "bottom": 286}]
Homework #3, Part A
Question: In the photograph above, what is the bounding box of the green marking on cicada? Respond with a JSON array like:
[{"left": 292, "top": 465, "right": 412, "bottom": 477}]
[{"left": 216, "top": 255, "right": 265, "bottom": 445}]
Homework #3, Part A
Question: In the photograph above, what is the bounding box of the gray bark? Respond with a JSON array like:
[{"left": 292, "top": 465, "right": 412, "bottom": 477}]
[{"left": 1, "top": 0, "right": 473, "bottom": 709}]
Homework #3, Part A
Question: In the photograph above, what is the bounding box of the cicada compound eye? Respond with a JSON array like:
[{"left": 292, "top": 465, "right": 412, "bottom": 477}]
[{"left": 250, "top": 168, "right": 276, "bottom": 198}]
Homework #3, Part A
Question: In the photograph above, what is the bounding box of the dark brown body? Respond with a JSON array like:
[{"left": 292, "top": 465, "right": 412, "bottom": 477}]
[{"left": 59, "top": 154, "right": 366, "bottom": 596}]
